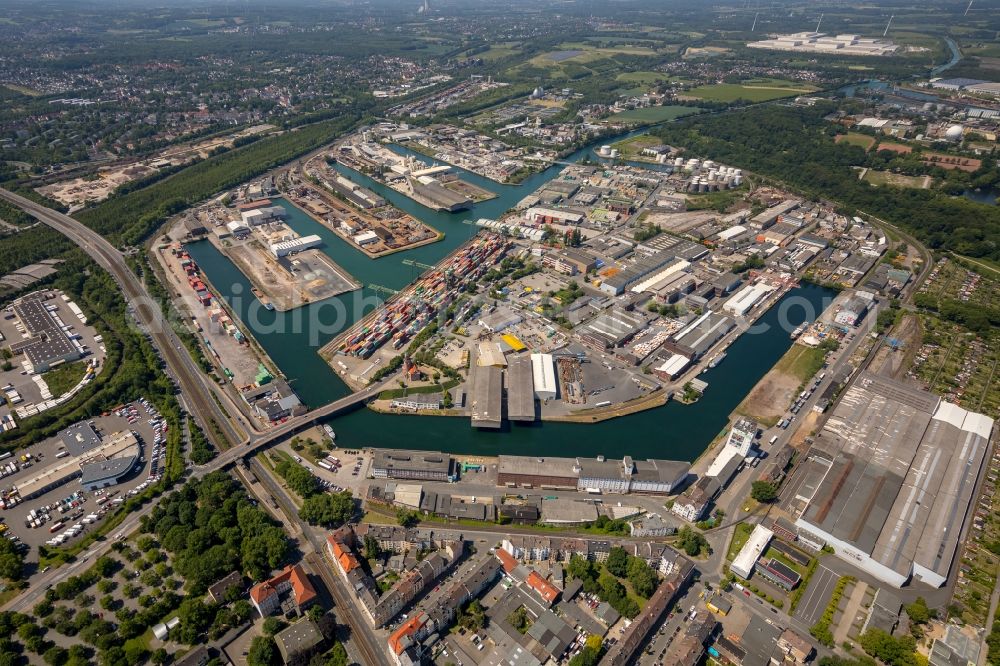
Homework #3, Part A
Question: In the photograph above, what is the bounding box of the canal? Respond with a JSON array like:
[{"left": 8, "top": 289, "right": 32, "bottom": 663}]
[{"left": 185, "top": 131, "right": 837, "bottom": 461}]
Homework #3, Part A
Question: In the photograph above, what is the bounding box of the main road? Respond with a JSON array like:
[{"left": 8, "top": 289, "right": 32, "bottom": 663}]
[{"left": 0, "top": 187, "right": 248, "bottom": 449}]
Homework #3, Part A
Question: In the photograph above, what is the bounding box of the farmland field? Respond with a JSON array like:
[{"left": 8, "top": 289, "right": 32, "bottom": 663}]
[
  {"left": 685, "top": 80, "right": 817, "bottom": 102},
  {"left": 608, "top": 105, "right": 700, "bottom": 124}
]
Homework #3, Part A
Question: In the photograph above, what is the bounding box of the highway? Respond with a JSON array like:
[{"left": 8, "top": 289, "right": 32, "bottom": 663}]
[{"left": 0, "top": 187, "right": 247, "bottom": 450}]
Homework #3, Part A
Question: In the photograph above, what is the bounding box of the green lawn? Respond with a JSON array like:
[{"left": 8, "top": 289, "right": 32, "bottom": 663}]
[
  {"left": 773, "top": 344, "right": 828, "bottom": 383},
  {"left": 727, "top": 523, "right": 754, "bottom": 561},
  {"left": 41, "top": 360, "right": 88, "bottom": 396},
  {"left": 686, "top": 82, "right": 815, "bottom": 103},
  {"left": 609, "top": 105, "right": 700, "bottom": 124}
]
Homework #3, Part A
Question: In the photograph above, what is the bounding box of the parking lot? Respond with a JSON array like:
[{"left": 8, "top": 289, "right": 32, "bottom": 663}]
[
  {"left": 793, "top": 564, "right": 839, "bottom": 626},
  {"left": 0, "top": 399, "right": 165, "bottom": 567}
]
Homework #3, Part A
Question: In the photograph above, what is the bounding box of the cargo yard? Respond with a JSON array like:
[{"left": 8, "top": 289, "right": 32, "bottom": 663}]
[
  {"left": 320, "top": 232, "right": 512, "bottom": 389},
  {"left": 169, "top": 196, "right": 360, "bottom": 311},
  {"left": 286, "top": 148, "right": 446, "bottom": 257},
  {"left": 331, "top": 127, "right": 496, "bottom": 212}
]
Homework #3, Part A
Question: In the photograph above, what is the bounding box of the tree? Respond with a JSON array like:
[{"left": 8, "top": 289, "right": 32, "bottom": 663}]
[
  {"left": 675, "top": 526, "right": 709, "bottom": 557},
  {"left": 363, "top": 535, "right": 380, "bottom": 561},
  {"left": 605, "top": 547, "right": 629, "bottom": 577},
  {"left": 396, "top": 508, "right": 419, "bottom": 528},
  {"left": 247, "top": 636, "right": 277, "bottom": 666},
  {"left": 43, "top": 647, "right": 69, "bottom": 666},
  {"left": 750, "top": 481, "right": 778, "bottom": 503},
  {"left": 262, "top": 616, "right": 285, "bottom": 637},
  {"left": 326, "top": 643, "right": 348, "bottom": 666},
  {"left": 905, "top": 597, "right": 933, "bottom": 625},
  {"left": 300, "top": 491, "right": 355, "bottom": 527},
  {"left": 0, "top": 538, "right": 25, "bottom": 581}
]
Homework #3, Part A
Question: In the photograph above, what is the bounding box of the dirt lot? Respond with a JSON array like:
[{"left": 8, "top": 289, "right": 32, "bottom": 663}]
[{"left": 735, "top": 344, "right": 821, "bottom": 426}]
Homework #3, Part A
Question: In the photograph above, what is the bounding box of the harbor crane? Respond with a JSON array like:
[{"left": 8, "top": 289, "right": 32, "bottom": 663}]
[
  {"left": 402, "top": 258, "right": 436, "bottom": 278},
  {"left": 367, "top": 283, "right": 398, "bottom": 306}
]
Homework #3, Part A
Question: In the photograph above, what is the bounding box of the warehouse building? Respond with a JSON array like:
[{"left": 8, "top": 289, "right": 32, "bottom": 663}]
[
  {"left": 723, "top": 282, "right": 777, "bottom": 318},
  {"left": 531, "top": 353, "right": 558, "bottom": 400},
  {"left": 496, "top": 455, "right": 688, "bottom": 494},
  {"left": 506, "top": 356, "right": 536, "bottom": 422},
  {"left": 411, "top": 178, "right": 472, "bottom": 212},
  {"left": 599, "top": 250, "right": 680, "bottom": 295},
  {"left": 498, "top": 455, "right": 581, "bottom": 489},
  {"left": 577, "top": 456, "right": 690, "bottom": 494},
  {"left": 371, "top": 450, "right": 455, "bottom": 482},
  {"left": 270, "top": 234, "right": 322, "bottom": 258},
  {"left": 17, "top": 429, "right": 140, "bottom": 499},
  {"left": 578, "top": 308, "right": 647, "bottom": 349},
  {"left": 7, "top": 292, "right": 83, "bottom": 373},
  {"left": 794, "top": 373, "right": 995, "bottom": 588},
  {"left": 241, "top": 205, "right": 286, "bottom": 226},
  {"left": 471, "top": 364, "right": 503, "bottom": 429},
  {"left": 663, "top": 311, "right": 735, "bottom": 360},
  {"left": 731, "top": 524, "right": 773, "bottom": 579},
  {"left": 834, "top": 295, "right": 872, "bottom": 327}
]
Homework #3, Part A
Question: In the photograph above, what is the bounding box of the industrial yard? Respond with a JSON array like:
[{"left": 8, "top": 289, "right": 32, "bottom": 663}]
[
  {"left": 171, "top": 197, "right": 360, "bottom": 311},
  {"left": 290, "top": 148, "right": 446, "bottom": 256},
  {"left": 331, "top": 127, "right": 497, "bottom": 212}
]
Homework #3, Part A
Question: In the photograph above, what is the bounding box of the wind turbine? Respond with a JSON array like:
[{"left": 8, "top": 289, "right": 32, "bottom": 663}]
[
  {"left": 965, "top": 0, "right": 974, "bottom": 16},
  {"left": 883, "top": 15, "right": 894, "bottom": 38},
  {"left": 815, "top": 13, "right": 824, "bottom": 34},
  {"left": 752, "top": 12, "right": 759, "bottom": 32}
]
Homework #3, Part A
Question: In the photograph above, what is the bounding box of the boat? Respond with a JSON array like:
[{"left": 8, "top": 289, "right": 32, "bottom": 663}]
[
  {"left": 708, "top": 352, "right": 727, "bottom": 369},
  {"left": 323, "top": 425, "right": 336, "bottom": 442},
  {"left": 251, "top": 287, "right": 274, "bottom": 310},
  {"left": 790, "top": 324, "right": 807, "bottom": 340}
]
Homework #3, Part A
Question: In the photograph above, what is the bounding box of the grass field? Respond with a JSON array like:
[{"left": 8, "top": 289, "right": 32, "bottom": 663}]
[
  {"left": 41, "top": 360, "right": 89, "bottom": 397},
  {"left": 466, "top": 42, "right": 522, "bottom": 61},
  {"left": 773, "top": 344, "right": 828, "bottom": 383},
  {"left": 616, "top": 71, "right": 672, "bottom": 84},
  {"left": 685, "top": 80, "right": 816, "bottom": 103},
  {"left": 835, "top": 132, "right": 877, "bottom": 151},
  {"left": 608, "top": 105, "right": 699, "bottom": 124},
  {"left": 512, "top": 43, "right": 659, "bottom": 79},
  {"left": 727, "top": 523, "right": 754, "bottom": 561},
  {"left": 862, "top": 170, "right": 931, "bottom": 189},
  {"left": 610, "top": 134, "right": 661, "bottom": 158}
]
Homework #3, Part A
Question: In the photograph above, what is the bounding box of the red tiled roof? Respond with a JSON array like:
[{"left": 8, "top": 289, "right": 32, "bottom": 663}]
[
  {"left": 526, "top": 571, "right": 560, "bottom": 604},
  {"left": 388, "top": 612, "right": 427, "bottom": 655},
  {"left": 495, "top": 548, "right": 517, "bottom": 573},
  {"left": 250, "top": 564, "right": 317, "bottom": 608}
]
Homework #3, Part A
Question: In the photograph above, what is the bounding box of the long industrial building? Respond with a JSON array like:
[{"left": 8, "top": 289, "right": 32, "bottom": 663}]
[
  {"left": 663, "top": 311, "right": 735, "bottom": 360},
  {"left": 505, "top": 356, "right": 536, "bottom": 422},
  {"left": 497, "top": 454, "right": 690, "bottom": 494},
  {"left": 531, "top": 353, "right": 558, "bottom": 400},
  {"left": 471, "top": 364, "right": 503, "bottom": 429},
  {"left": 793, "top": 373, "right": 995, "bottom": 588}
]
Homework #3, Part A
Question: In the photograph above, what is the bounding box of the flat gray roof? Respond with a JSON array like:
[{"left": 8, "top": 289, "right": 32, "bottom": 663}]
[
  {"left": 498, "top": 455, "right": 580, "bottom": 480},
  {"left": 471, "top": 365, "right": 503, "bottom": 428},
  {"left": 60, "top": 422, "right": 102, "bottom": 457},
  {"left": 506, "top": 356, "right": 535, "bottom": 422},
  {"left": 799, "top": 373, "right": 994, "bottom": 584}
]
